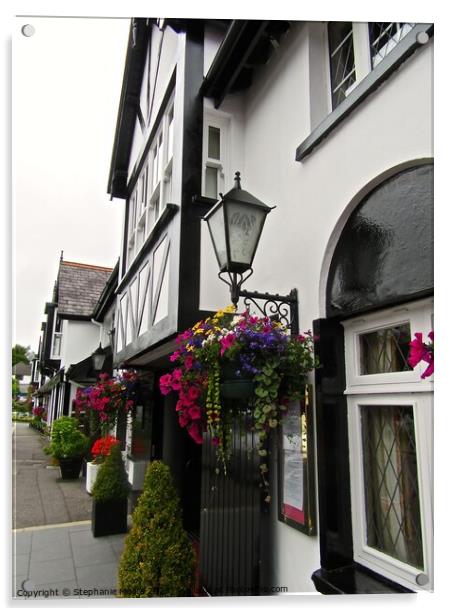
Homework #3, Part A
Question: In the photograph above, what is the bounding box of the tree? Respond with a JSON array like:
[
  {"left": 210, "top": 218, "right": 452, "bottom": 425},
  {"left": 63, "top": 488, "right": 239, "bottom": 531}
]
[
  {"left": 12, "top": 344, "right": 33, "bottom": 366},
  {"left": 118, "top": 461, "right": 196, "bottom": 597}
]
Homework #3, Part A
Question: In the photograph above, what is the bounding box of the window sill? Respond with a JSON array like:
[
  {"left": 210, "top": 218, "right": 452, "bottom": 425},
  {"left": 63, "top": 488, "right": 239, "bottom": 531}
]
[
  {"left": 312, "top": 564, "right": 414, "bottom": 595},
  {"left": 296, "top": 24, "right": 433, "bottom": 162}
]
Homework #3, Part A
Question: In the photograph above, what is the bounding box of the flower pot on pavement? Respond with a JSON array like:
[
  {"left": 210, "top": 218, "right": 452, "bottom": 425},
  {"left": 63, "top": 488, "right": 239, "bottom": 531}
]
[
  {"left": 91, "top": 444, "right": 130, "bottom": 537},
  {"left": 86, "top": 461, "right": 102, "bottom": 494},
  {"left": 58, "top": 456, "right": 83, "bottom": 480},
  {"left": 92, "top": 498, "right": 128, "bottom": 537}
]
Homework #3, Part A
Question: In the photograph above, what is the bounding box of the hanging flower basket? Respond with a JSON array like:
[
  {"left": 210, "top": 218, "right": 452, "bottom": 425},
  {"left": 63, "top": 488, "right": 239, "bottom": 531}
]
[
  {"left": 220, "top": 360, "right": 255, "bottom": 400},
  {"left": 160, "top": 305, "right": 318, "bottom": 498}
]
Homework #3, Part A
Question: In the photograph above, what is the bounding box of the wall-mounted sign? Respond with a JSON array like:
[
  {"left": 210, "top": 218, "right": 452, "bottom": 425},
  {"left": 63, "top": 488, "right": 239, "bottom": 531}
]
[{"left": 278, "top": 385, "right": 316, "bottom": 535}]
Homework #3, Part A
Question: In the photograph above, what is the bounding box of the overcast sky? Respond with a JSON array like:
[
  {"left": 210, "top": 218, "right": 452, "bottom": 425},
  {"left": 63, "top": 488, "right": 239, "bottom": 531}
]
[{"left": 13, "top": 16, "right": 130, "bottom": 352}]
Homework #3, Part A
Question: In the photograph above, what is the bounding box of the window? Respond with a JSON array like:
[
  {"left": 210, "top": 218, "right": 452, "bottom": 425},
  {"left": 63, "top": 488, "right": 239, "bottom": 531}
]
[
  {"left": 328, "top": 22, "right": 415, "bottom": 109},
  {"left": 343, "top": 299, "right": 433, "bottom": 591},
  {"left": 51, "top": 316, "right": 63, "bottom": 358},
  {"left": 202, "top": 111, "right": 230, "bottom": 199},
  {"left": 126, "top": 97, "right": 174, "bottom": 270}
]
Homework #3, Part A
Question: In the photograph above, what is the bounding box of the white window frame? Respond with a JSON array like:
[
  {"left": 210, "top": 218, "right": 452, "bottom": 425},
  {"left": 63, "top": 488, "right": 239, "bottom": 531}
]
[
  {"left": 50, "top": 313, "right": 63, "bottom": 359},
  {"left": 343, "top": 299, "right": 433, "bottom": 591},
  {"left": 202, "top": 110, "right": 231, "bottom": 200},
  {"left": 343, "top": 298, "right": 434, "bottom": 394}
]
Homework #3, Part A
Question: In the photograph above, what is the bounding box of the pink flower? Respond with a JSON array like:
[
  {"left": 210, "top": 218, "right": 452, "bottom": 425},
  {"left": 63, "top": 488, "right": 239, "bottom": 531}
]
[
  {"left": 220, "top": 333, "right": 236, "bottom": 355},
  {"left": 187, "top": 422, "right": 203, "bottom": 444},
  {"left": 421, "top": 357, "right": 434, "bottom": 379},
  {"left": 187, "top": 405, "right": 201, "bottom": 420},
  {"left": 179, "top": 411, "right": 190, "bottom": 427},
  {"left": 408, "top": 332, "right": 434, "bottom": 379},
  {"left": 187, "top": 386, "right": 200, "bottom": 401},
  {"left": 408, "top": 333, "right": 430, "bottom": 368},
  {"left": 159, "top": 373, "right": 173, "bottom": 395},
  {"left": 170, "top": 350, "right": 180, "bottom": 362},
  {"left": 184, "top": 355, "right": 194, "bottom": 370}
]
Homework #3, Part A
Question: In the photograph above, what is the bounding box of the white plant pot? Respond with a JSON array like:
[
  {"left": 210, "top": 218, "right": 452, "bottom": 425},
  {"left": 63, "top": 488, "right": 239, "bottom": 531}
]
[{"left": 86, "top": 461, "right": 102, "bottom": 494}]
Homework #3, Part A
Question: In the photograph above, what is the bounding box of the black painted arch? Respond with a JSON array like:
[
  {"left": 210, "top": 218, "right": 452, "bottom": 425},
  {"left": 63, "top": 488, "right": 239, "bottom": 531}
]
[{"left": 326, "top": 163, "right": 433, "bottom": 318}]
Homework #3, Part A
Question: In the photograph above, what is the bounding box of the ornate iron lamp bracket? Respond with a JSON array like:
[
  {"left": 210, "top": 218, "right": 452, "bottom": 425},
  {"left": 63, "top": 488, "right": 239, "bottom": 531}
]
[{"left": 238, "top": 287, "right": 299, "bottom": 336}]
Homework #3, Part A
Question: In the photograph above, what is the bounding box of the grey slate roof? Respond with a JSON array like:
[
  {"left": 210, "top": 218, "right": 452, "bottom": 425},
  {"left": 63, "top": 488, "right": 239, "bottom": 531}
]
[{"left": 57, "top": 261, "right": 114, "bottom": 317}]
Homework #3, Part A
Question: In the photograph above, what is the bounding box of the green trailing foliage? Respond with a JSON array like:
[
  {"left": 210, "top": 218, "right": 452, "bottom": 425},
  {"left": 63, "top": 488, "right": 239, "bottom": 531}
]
[
  {"left": 117, "top": 460, "right": 196, "bottom": 598},
  {"left": 44, "top": 416, "right": 89, "bottom": 459},
  {"left": 91, "top": 444, "right": 130, "bottom": 502}
]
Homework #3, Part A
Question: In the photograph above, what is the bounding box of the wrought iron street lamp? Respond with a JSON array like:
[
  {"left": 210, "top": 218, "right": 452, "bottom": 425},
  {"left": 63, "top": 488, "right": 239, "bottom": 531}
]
[
  {"left": 204, "top": 171, "right": 274, "bottom": 304},
  {"left": 203, "top": 172, "right": 299, "bottom": 334},
  {"left": 92, "top": 344, "right": 107, "bottom": 373}
]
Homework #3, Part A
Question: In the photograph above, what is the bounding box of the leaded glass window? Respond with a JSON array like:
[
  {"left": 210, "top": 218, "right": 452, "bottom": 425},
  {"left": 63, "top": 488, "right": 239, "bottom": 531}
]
[
  {"left": 359, "top": 323, "right": 412, "bottom": 375},
  {"left": 361, "top": 405, "right": 423, "bottom": 568},
  {"left": 328, "top": 22, "right": 356, "bottom": 109},
  {"left": 368, "top": 23, "right": 415, "bottom": 68}
]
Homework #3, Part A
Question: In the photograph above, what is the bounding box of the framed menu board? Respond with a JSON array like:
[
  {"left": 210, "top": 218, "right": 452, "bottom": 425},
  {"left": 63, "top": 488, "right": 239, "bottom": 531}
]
[{"left": 278, "top": 385, "right": 316, "bottom": 535}]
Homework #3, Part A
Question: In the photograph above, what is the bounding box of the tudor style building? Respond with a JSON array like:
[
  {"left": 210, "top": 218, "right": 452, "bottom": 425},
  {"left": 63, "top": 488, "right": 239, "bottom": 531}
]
[
  {"left": 107, "top": 19, "right": 433, "bottom": 594},
  {"left": 36, "top": 258, "right": 114, "bottom": 424}
]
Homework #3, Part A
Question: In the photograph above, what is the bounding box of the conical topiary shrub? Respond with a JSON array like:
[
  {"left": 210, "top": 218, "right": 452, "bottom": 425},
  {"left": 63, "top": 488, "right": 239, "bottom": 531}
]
[
  {"left": 91, "top": 444, "right": 130, "bottom": 537},
  {"left": 117, "top": 460, "right": 196, "bottom": 597}
]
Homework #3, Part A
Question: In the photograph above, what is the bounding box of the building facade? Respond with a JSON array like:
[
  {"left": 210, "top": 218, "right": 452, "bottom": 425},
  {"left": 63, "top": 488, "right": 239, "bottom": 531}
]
[
  {"left": 36, "top": 258, "right": 114, "bottom": 424},
  {"left": 107, "top": 19, "right": 433, "bottom": 594}
]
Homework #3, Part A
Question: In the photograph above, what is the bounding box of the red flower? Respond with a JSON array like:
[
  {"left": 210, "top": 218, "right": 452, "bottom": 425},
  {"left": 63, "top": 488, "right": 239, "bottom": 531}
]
[{"left": 91, "top": 435, "right": 120, "bottom": 459}]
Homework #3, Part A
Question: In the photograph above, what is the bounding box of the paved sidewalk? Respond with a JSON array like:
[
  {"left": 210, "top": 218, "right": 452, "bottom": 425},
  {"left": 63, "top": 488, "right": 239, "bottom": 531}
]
[
  {"left": 13, "top": 422, "right": 93, "bottom": 528},
  {"left": 13, "top": 521, "right": 128, "bottom": 600},
  {"left": 12, "top": 422, "right": 129, "bottom": 600}
]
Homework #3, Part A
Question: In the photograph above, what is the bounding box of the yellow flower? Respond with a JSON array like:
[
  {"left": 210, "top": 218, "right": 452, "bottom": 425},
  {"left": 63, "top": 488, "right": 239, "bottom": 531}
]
[
  {"left": 194, "top": 328, "right": 204, "bottom": 335},
  {"left": 224, "top": 304, "right": 236, "bottom": 313}
]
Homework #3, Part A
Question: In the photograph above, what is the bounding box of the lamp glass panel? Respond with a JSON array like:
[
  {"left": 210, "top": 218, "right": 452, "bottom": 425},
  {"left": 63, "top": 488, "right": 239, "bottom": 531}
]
[
  {"left": 207, "top": 205, "right": 228, "bottom": 270},
  {"left": 226, "top": 202, "right": 267, "bottom": 267},
  {"left": 92, "top": 352, "right": 105, "bottom": 371}
]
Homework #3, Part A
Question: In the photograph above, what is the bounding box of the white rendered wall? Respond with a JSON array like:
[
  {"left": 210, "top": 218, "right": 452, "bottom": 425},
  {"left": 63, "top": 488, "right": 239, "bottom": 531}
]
[
  {"left": 199, "top": 23, "right": 433, "bottom": 592},
  {"left": 61, "top": 320, "right": 101, "bottom": 368}
]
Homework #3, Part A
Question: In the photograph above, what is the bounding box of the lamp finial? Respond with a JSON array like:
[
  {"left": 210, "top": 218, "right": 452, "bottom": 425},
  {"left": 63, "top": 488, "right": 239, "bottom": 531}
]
[{"left": 234, "top": 171, "right": 242, "bottom": 190}]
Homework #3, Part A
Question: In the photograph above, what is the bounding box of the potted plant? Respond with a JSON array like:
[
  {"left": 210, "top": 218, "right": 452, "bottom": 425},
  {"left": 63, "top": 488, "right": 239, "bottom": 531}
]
[
  {"left": 86, "top": 434, "right": 120, "bottom": 494},
  {"left": 91, "top": 443, "right": 130, "bottom": 537},
  {"left": 159, "top": 305, "right": 318, "bottom": 499},
  {"left": 44, "top": 416, "right": 89, "bottom": 479},
  {"left": 118, "top": 461, "right": 196, "bottom": 597}
]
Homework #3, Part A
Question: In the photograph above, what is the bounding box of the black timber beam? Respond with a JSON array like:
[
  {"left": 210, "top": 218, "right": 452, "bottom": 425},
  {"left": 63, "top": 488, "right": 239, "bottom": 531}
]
[{"left": 107, "top": 18, "right": 150, "bottom": 199}]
